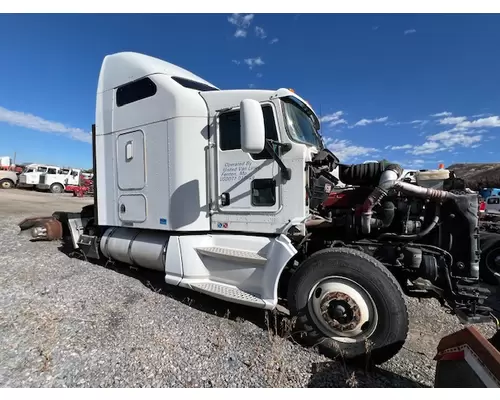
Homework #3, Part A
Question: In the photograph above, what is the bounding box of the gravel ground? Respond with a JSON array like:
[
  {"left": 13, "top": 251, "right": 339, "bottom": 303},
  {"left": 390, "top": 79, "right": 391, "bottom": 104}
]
[{"left": 0, "top": 189, "right": 499, "bottom": 388}]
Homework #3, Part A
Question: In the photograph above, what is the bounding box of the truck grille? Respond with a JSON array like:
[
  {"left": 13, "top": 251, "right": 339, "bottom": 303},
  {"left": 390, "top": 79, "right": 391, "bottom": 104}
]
[
  {"left": 19, "top": 175, "right": 26, "bottom": 183},
  {"left": 39, "top": 175, "right": 45, "bottom": 184}
]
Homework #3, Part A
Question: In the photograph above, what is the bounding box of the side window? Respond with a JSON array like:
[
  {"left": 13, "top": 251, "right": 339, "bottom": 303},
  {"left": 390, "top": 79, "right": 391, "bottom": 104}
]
[
  {"left": 487, "top": 197, "right": 500, "bottom": 205},
  {"left": 116, "top": 78, "right": 157, "bottom": 107},
  {"left": 218, "top": 104, "right": 279, "bottom": 160},
  {"left": 251, "top": 178, "right": 276, "bottom": 207},
  {"left": 47, "top": 168, "right": 57, "bottom": 174}
]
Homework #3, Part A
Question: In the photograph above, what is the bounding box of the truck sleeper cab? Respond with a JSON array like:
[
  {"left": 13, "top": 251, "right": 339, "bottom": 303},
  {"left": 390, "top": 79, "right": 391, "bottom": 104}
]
[{"left": 46, "top": 52, "right": 492, "bottom": 366}]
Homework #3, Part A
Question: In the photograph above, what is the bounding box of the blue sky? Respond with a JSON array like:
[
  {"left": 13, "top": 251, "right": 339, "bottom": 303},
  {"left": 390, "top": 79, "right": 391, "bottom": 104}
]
[{"left": 0, "top": 13, "right": 499, "bottom": 169}]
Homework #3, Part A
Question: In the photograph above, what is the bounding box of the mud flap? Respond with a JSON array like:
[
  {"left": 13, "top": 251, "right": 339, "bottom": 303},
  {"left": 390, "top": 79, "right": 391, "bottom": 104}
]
[{"left": 434, "top": 326, "right": 500, "bottom": 387}]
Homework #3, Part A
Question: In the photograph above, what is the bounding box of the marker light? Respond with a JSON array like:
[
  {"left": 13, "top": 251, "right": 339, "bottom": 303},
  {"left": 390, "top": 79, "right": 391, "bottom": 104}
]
[{"left": 288, "top": 88, "right": 295, "bottom": 93}]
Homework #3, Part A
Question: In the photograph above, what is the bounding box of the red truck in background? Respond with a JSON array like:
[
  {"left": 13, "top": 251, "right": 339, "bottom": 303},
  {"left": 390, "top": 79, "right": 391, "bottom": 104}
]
[{"left": 65, "top": 173, "right": 94, "bottom": 197}]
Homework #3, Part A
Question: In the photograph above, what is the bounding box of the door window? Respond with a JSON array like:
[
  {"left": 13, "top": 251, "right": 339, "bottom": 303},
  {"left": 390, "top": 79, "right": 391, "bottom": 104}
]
[{"left": 219, "top": 104, "right": 278, "bottom": 160}]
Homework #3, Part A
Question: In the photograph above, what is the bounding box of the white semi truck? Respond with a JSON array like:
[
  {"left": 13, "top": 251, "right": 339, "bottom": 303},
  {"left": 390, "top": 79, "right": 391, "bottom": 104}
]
[
  {"left": 20, "top": 52, "right": 496, "bottom": 364},
  {"left": 36, "top": 167, "right": 82, "bottom": 193},
  {"left": 18, "top": 164, "right": 60, "bottom": 188}
]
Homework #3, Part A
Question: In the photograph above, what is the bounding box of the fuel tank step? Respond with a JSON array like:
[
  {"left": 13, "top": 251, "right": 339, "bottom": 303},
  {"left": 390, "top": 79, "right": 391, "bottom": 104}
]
[{"left": 188, "top": 281, "right": 266, "bottom": 308}]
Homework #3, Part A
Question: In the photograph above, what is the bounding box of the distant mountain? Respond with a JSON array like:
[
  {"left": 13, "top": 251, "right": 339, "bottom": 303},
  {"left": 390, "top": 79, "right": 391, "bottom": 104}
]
[{"left": 448, "top": 163, "right": 500, "bottom": 189}]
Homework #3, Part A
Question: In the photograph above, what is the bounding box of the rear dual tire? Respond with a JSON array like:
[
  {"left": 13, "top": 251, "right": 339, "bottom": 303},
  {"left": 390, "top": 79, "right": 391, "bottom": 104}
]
[{"left": 287, "top": 247, "right": 409, "bottom": 365}]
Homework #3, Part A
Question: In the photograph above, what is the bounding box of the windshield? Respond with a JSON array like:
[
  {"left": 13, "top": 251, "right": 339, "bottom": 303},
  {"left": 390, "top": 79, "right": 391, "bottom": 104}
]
[{"left": 281, "top": 97, "right": 323, "bottom": 149}]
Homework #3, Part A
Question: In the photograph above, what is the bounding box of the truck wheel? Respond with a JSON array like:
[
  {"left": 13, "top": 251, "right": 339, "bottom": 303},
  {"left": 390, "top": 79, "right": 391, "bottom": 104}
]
[
  {"left": 480, "top": 232, "right": 500, "bottom": 285},
  {"left": 0, "top": 179, "right": 14, "bottom": 189},
  {"left": 50, "top": 183, "right": 64, "bottom": 194},
  {"left": 287, "top": 247, "right": 409, "bottom": 365}
]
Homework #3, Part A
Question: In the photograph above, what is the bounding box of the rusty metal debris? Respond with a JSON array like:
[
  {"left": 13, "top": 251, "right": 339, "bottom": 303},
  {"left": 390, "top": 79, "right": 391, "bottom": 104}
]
[{"left": 18, "top": 215, "right": 63, "bottom": 241}]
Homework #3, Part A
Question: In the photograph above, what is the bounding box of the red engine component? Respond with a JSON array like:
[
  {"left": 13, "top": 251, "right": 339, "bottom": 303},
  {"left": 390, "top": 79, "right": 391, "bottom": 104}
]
[{"left": 322, "top": 187, "right": 372, "bottom": 209}]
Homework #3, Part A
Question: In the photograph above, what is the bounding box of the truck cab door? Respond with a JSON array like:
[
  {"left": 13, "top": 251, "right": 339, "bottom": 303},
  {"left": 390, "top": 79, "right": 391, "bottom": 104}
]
[
  {"left": 211, "top": 101, "right": 285, "bottom": 233},
  {"left": 68, "top": 170, "right": 80, "bottom": 185}
]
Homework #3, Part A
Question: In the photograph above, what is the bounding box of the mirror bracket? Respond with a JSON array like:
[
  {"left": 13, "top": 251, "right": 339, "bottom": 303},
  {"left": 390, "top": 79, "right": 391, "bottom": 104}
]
[{"left": 265, "top": 140, "right": 291, "bottom": 181}]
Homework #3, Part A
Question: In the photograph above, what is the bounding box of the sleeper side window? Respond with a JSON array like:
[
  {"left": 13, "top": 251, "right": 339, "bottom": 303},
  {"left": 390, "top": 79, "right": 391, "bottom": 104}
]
[
  {"left": 487, "top": 197, "right": 500, "bottom": 205},
  {"left": 116, "top": 78, "right": 157, "bottom": 107},
  {"left": 218, "top": 104, "right": 279, "bottom": 160}
]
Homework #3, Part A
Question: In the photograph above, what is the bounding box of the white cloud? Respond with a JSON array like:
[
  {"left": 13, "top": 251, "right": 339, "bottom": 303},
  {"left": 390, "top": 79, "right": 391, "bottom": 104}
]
[
  {"left": 0, "top": 106, "right": 91, "bottom": 143},
  {"left": 404, "top": 29, "right": 417, "bottom": 35},
  {"left": 320, "top": 111, "right": 343, "bottom": 123},
  {"left": 231, "top": 59, "right": 241, "bottom": 65},
  {"left": 439, "top": 116, "right": 467, "bottom": 125},
  {"left": 389, "top": 144, "right": 413, "bottom": 150},
  {"left": 409, "top": 129, "right": 483, "bottom": 155},
  {"left": 353, "top": 116, "right": 388, "bottom": 127},
  {"left": 244, "top": 57, "right": 265, "bottom": 69},
  {"left": 406, "top": 113, "right": 500, "bottom": 155},
  {"left": 409, "top": 141, "right": 443, "bottom": 155},
  {"left": 430, "top": 111, "right": 452, "bottom": 117},
  {"left": 372, "top": 26, "right": 379, "bottom": 31},
  {"left": 228, "top": 13, "right": 254, "bottom": 38},
  {"left": 427, "top": 131, "right": 482, "bottom": 147},
  {"left": 234, "top": 29, "right": 247, "bottom": 38},
  {"left": 269, "top": 38, "right": 279, "bottom": 45},
  {"left": 325, "top": 138, "right": 379, "bottom": 162},
  {"left": 248, "top": 84, "right": 256, "bottom": 89},
  {"left": 228, "top": 13, "right": 254, "bottom": 28},
  {"left": 320, "top": 111, "right": 347, "bottom": 128},
  {"left": 457, "top": 115, "right": 500, "bottom": 129},
  {"left": 255, "top": 26, "right": 267, "bottom": 39},
  {"left": 256, "top": 73, "right": 263, "bottom": 78},
  {"left": 330, "top": 119, "right": 347, "bottom": 127}
]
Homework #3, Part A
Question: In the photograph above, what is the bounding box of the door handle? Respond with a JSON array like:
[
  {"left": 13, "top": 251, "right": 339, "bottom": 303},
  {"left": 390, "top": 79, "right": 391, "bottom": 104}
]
[
  {"left": 221, "top": 192, "right": 231, "bottom": 206},
  {"left": 125, "top": 141, "right": 133, "bottom": 161}
]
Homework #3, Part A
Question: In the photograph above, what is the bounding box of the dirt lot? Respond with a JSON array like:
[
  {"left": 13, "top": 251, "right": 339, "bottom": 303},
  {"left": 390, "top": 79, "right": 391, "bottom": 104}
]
[{"left": 0, "top": 189, "right": 499, "bottom": 387}]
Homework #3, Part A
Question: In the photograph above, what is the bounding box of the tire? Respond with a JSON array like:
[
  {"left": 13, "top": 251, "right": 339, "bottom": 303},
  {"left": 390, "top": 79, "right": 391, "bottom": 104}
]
[
  {"left": 0, "top": 179, "right": 14, "bottom": 189},
  {"left": 287, "top": 247, "right": 409, "bottom": 365},
  {"left": 480, "top": 232, "right": 500, "bottom": 285},
  {"left": 50, "top": 183, "right": 64, "bottom": 194}
]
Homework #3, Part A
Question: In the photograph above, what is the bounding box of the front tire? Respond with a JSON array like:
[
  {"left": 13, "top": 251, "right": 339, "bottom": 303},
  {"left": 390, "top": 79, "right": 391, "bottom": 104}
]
[
  {"left": 50, "top": 183, "right": 64, "bottom": 194},
  {"left": 287, "top": 247, "right": 409, "bottom": 365},
  {"left": 0, "top": 179, "right": 14, "bottom": 189}
]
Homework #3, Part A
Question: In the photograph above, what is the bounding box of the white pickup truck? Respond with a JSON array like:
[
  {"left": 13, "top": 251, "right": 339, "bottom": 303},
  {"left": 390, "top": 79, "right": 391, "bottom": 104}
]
[
  {"left": 18, "top": 164, "right": 59, "bottom": 188},
  {"left": 36, "top": 167, "right": 81, "bottom": 194}
]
